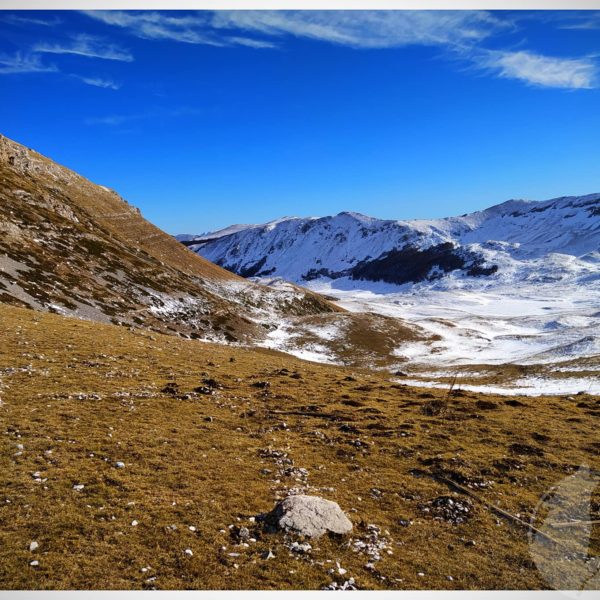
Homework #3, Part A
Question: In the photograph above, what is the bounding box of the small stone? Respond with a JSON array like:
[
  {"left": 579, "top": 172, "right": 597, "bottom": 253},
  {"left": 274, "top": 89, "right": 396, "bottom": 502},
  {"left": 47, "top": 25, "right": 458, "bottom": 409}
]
[
  {"left": 262, "top": 550, "right": 275, "bottom": 560},
  {"left": 29, "top": 541, "right": 39, "bottom": 551},
  {"left": 115, "top": 461, "right": 125, "bottom": 469},
  {"left": 184, "top": 548, "right": 193, "bottom": 557},
  {"left": 73, "top": 484, "right": 84, "bottom": 491},
  {"left": 418, "top": 572, "right": 425, "bottom": 577},
  {"left": 447, "top": 576, "right": 454, "bottom": 581},
  {"left": 30, "top": 560, "right": 39, "bottom": 567},
  {"left": 131, "top": 520, "right": 138, "bottom": 527},
  {"left": 289, "top": 541, "right": 312, "bottom": 553},
  {"left": 189, "top": 526, "right": 196, "bottom": 532}
]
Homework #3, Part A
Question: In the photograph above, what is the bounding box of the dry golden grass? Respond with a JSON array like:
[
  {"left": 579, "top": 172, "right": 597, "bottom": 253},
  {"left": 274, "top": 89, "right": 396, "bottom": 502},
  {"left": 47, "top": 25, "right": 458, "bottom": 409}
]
[{"left": 0, "top": 304, "right": 598, "bottom": 590}]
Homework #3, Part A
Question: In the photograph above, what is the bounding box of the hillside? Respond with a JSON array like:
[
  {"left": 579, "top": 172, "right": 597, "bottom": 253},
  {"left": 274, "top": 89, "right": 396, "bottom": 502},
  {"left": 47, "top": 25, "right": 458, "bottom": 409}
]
[
  {"left": 0, "top": 134, "right": 348, "bottom": 345},
  {"left": 1, "top": 303, "right": 597, "bottom": 590}
]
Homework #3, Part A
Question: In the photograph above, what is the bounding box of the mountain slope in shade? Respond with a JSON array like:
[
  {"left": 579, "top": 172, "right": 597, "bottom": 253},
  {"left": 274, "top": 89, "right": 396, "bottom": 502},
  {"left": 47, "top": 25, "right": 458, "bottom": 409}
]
[
  {"left": 0, "top": 134, "right": 342, "bottom": 343},
  {"left": 185, "top": 195, "right": 600, "bottom": 286}
]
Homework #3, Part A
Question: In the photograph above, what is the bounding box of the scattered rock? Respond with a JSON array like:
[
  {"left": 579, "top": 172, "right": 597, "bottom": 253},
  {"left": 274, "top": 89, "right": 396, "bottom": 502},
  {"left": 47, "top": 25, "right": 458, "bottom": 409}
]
[
  {"left": 235, "top": 526, "right": 250, "bottom": 542},
  {"left": 184, "top": 548, "right": 193, "bottom": 557},
  {"left": 268, "top": 494, "right": 353, "bottom": 538},
  {"left": 194, "top": 386, "right": 214, "bottom": 395},
  {"left": 29, "top": 541, "right": 39, "bottom": 552},
  {"left": 324, "top": 578, "right": 357, "bottom": 590},
  {"left": 288, "top": 541, "right": 312, "bottom": 553},
  {"left": 351, "top": 524, "right": 389, "bottom": 563},
  {"left": 161, "top": 382, "right": 179, "bottom": 395},
  {"left": 115, "top": 461, "right": 125, "bottom": 469},
  {"left": 421, "top": 495, "right": 473, "bottom": 525}
]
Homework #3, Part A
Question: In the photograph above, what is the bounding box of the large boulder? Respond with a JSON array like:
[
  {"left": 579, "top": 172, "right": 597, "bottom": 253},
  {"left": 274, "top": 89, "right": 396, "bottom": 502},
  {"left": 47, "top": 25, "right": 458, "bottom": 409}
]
[{"left": 270, "top": 495, "right": 353, "bottom": 538}]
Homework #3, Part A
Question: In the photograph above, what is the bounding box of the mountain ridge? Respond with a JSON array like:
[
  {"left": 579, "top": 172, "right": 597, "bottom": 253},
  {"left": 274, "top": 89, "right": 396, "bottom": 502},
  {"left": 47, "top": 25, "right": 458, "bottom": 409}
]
[{"left": 183, "top": 193, "right": 600, "bottom": 287}]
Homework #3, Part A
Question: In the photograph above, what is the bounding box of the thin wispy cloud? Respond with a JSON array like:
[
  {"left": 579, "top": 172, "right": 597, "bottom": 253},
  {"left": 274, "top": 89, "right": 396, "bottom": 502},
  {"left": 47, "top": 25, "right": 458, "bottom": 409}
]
[
  {"left": 85, "top": 107, "right": 202, "bottom": 126},
  {"left": 210, "top": 10, "right": 506, "bottom": 49},
  {"left": 225, "top": 36, "right": 278, "bottom": 49},
  {"left": 477, "top": 50, "right": 598, "bottom": 90},
  {"left": 33, "top": 34, "right": 133, "bottom": 62},
  {"left": 76, "top": 76, "right": 121, "bottom": 90},
  {"left": 0, "top": 52, "right": 57, "bottom": 75},
  {"left": 82, "top": 11, "right": 221, "bottom": 46},
  {"left": 83, "top": 9, "right": 504, "bottom": 50},
  {"left": 558, "top": 11, "right": 600, "bottom": 30},
  {"left": 3, "top": 14, "right": 62, "bottom": 27},
  {"left": 6, "top": 10, "right": 591, "bottom": 92}
]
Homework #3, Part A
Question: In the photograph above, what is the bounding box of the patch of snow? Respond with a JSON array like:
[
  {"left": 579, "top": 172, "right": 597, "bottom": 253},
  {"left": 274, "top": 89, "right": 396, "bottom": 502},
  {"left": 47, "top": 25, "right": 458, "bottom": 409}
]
[{"left": 395, "top": 376, "right": 599, "bottom": 396}]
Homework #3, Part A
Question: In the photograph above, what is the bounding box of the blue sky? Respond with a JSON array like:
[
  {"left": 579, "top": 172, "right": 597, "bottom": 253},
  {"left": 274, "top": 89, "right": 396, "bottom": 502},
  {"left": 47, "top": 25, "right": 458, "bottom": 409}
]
[{"left": 1, "top": 10, "right": 599, "bottom": 234}]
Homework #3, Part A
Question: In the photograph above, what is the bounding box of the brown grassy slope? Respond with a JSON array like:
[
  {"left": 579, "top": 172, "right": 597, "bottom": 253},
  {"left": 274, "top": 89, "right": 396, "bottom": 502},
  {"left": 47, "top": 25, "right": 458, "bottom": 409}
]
[
  {"left": 0, "top": 134, "right": 235, "bottom": 282},
  {"left": 0, "top": 303, "right": 597, "bottom": 590},
  {"left": 0, "top": 134, "right": 340, "bottom": 343}
]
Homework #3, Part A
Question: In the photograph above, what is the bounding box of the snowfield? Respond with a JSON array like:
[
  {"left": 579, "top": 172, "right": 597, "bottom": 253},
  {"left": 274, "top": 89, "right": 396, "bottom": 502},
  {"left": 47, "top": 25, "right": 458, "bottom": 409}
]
[{"left": 182, "top": 193, "right": 600, "bottom": 396}]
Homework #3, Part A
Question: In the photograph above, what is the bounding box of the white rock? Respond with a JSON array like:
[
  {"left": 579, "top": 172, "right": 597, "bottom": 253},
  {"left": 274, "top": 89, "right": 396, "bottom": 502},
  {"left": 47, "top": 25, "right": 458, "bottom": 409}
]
[
  {"left": 29, "top": 541, "right": 39, "bottom": 552},
  {"left": 30, "top": 560, "right": 39, "bottom": 567},
  {"left": 73, "top": 484, "right": 84, "bottom": 491},
  {"left": 115, "top": 461, "right": 125, "bottom": 469},
  {"left": 189, "top": 526, "right": 196, "bottom": 532},
  {"left": 131, "top": 520, "right": 138, "bottom": 527},
  {"left": 184, "top": 548, "right": 193, "bottom": 556},
  {"left": 270, "top": 494, "right": 353, "bottom": 538}
]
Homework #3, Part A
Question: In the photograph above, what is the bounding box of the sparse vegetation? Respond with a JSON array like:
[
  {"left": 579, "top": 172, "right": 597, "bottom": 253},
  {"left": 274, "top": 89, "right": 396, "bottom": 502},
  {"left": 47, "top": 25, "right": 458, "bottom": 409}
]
[{"left": 0, "top": 304, "right": 597, "bottom": 590}]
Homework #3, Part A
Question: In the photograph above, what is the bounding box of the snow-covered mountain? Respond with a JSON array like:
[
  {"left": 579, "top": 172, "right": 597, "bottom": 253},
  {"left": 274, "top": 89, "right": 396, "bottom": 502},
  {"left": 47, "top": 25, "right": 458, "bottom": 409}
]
[
  {"left": 183, "top": 194, "right": 600, "bottom": 287},
  {"left": 180, "top": 195, "right": 600, "bottom": 392}
]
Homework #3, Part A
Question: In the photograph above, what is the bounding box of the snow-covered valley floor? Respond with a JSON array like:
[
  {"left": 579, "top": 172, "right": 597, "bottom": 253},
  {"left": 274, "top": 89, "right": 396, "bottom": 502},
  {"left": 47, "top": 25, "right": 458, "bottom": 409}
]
[{"left": 258, "top": 276, "right": 600, "bottom": 396}]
